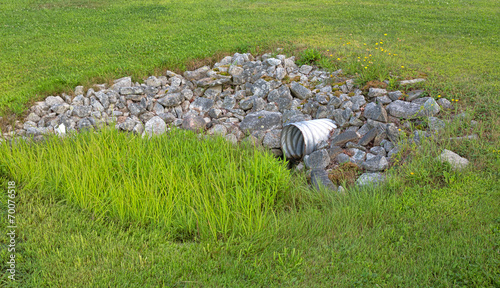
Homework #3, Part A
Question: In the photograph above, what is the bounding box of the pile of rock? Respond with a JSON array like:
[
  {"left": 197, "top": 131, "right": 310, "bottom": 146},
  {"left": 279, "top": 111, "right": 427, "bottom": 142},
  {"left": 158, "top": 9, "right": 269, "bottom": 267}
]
[{"left": 6, "top": 52, "right": 464, "bottom": 190}]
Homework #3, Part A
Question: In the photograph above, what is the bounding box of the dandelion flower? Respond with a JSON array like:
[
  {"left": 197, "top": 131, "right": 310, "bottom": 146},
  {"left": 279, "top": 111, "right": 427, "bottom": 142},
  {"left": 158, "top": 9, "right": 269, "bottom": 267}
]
[
  {"left": 369, "top": 54, "right": 372, "bottom": 56},
  {"left": 384, "top": 33, "right": 387, "bottom": 36},
  {"left": 410, "top": 172, "right": 414, "bottom": 175},
  {"left": 327, "top": 49, "right": 329, "bottom": 52},
  {"left": 401, "top": 66, "right": 404, "bottom": 68},
  {"left": 380, "top": 41, "right": 383, "bottom": 44},
  {"left": 438, "top": 95, "right": 441, "bottom": 98},
  {"left": 337, "top": 58, "right": 341, "bottom": 60},
  {"left": 398, "top": 129, "right": 401, "bottom": 131},
  {"left": 364, "top": 43, "right": 367, "bottom": 45},
  {"left": 364, "top": 66, "right": 368, "bottom": 69},
  {"left": 330, "top": 54, "right": 333, "bottom": 57},
  {"left": 375, "top": 43, "right": 378, "bottom": 45}
]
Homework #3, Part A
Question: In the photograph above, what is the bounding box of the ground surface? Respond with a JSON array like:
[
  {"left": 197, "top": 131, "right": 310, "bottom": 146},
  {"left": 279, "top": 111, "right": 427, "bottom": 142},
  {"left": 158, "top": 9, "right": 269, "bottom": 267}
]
[{"left": 0, "top": 0, "right": 499, "bottom": 287}]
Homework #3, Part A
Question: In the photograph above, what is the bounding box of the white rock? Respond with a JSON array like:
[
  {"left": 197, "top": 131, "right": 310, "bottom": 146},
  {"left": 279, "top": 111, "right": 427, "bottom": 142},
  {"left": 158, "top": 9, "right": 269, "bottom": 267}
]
[{"left": 439, "top": 149, "right": 469, "bottom": 170}]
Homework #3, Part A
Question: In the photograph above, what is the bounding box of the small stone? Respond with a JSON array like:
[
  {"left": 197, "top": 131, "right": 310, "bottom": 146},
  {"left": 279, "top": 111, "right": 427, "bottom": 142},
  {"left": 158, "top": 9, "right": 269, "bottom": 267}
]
[
  {"left": 356, "top": 172, "right": 386, "bottom": 186},
  {"left": 72, "top": 105, "right": 92, "bottom": 118},
  {"left": 364, "top": 102, "right": 388, "bottom": 123},
  {"left": 388, "top": 91, "right": 403, "bottom": 101},
  {"left": 239, "top": 111, "right": 282, "bottom": 134},
  {"left": 190, "top": 97, "right": 214, "bottom": 112},
  {"left": 225, "top": 134, "right": 238, "bottom": 144},
  {"left": 143, "top": 116, "right": 167, "bottom": 137},
  {"left": 182, "top": 115, "right": 206, "bottom": 132},
  {"left": 299, "top": 65, "right": 313, "bottom": 75},
  {"left": 330, "top": 131, "right": 359, "bottom": 147},
  {"left": 262, "top": 129, "right": 282, "bottom": 149},
  {"left": 304, "top": 149, "right": 330, "bottom": 169},
  {"left": 26, "top": 113, "right": 41, "bottom": 122},
  {"left": 386, "top": 123, "right": 401, "bottom": 144},
  {"left": 128, "top": 102, "right": 145, "bottom": 116},
  {"left": 208, "top": 124, "right": 228, "bottom": 136},
  {"left": 132, "top": 123, "right": 144, "bottom": 135},
  {"left": 111, "top": 77, "right": 132, "bottom": 90},
  {"left": 437, "top": 98, "right": 453, "bottom": 110},
  {"left": 349, "top": 149, "right": 366, "bottom": 165},
  {"left": 328, "top": 146, "right": 343, "bottom": 158},
  {"left": 407, "top": 90, "right": 424, "bottom": 101},
  {"left": 157, "top": 93, "right": 183, "bottom": 107},
  {"left": 77, "top": 118, "right": 93, "bottom": 131},
  {"left": 358, "top": 128, "right": 378, "bottom": 146},
  {"left": 336, "top": 153, "right": 350, "bottom": 164},
  {"left": 290, "top": 82, "right": 312, "bottom": 100},
  {"left": 119, "top": 118, "right": 136, "bottom": 131},
  {"left": 311, "top": 169, "right": 337, "bottom": 192},
  {"left": 419, "top": 98, "right": 440, "bottom": 117},
  {"left": 399, "top": 78, "right": 426, "bottom": 85},
  {"left": 361, "top": 155, "right": 388, "bottom": 172},
  {"left": 370, "top": 146, "right": 386, "bottom": 157},
  {"left": 386, "top": 100, "right": 420, "bottom": 119},
  {"left": 428, "top": 116, "right": 446, "bottom": 132},
  {"left": 368, "top": 88, "right": 387, "bottom": 98},
  {"left": 45, "top": 96, "right": 65, "bottom": 107},
  {"left": 438, "top": 149, "right": 469, "bottom": 170}
]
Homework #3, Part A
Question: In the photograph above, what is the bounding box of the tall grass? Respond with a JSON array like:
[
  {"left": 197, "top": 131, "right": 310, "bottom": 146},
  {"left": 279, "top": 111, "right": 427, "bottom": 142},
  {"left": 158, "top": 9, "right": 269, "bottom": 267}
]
[{"left": 0, "top": 128, "right": 299, "bottom": 241}]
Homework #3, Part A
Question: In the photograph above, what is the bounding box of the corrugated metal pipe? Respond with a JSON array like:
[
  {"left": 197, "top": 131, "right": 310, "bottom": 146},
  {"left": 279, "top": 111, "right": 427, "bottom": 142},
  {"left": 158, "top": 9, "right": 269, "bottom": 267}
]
[{"left": 281, "top": 119, "right": 337, "bottom": 159}]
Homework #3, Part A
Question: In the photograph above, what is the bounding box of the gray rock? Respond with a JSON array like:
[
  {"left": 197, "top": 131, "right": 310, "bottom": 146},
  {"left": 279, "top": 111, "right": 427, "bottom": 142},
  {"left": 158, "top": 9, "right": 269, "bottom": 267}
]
[
  {"left": 153, "top": 102, "right": 165, "bottom": 115},
  {"left": 299, "top": 65, "right": 313, "bottom": 75},
  {"left": 96, "top": 92, "right": 110, "bottom": 109},
  {"left": 386, "top": 100, "right": 420, "bottom": 119},
  {"left": 139, "top": 112, "right": 155, "bottom": 123},
  {"left": 428, "top": 116, "right": 446, "bottom": 132},
  {"left": 276, "top": 67, "right": 286, "bottom": 80},
  {"left": 182, "top": 89, "right": 194, "bottom": 101},
  {"left": 311, "top": 169, "right": 337, "bottom": 192},
  {"left": 356, "top": 172, "right": 386, "bottom": 186},
  {"left": 407, "top": 90, "right": 424, "bottom": 101},
  {"left": 181, "top": 115, "right": 206, "bottom": 132},
  {"left": 239, "top": 97, "right": 254, "bottom": 110},
  {"left": 132, "top": 123, "right": 144, "bottom": 135},
  {"left": 208, "top": 124, "right": 228, "bottom": 136},
  {"left": 72, "top": 105, "right": 92, "bottom": 118},
  {"left": 45, "top": 96, "right": 65, "bottom": 106},
  {"left": 262, "top": 129, "right": 282, "bottom": 149},
  {"left": 399, "top": 78, "right": 426, "bottom": 85},
  {"left": 118, "top": 118, "right": 136, "bottom": 131},
  {"left": 364, "top": 102, "right": 388, "bottom": 123},
  {"left": 358, "top": 128, "right": 378, "bottom": 146},
  {"left": 251, "top": 79, "right": 270, "bottom": 98},
  {"left": 190, "top": 97, "right": 214, "bottom": 112},
  {"left": 361, "top": 155, "right": 388, "bottom": 172},
  {"left": 370, "top": 146, "right": 386, "bottom": 156},
  {"left": 143, "top": 116, "right": 167, "bottom": 137},
  {"left": 251, "top": 97, "right": 267, "bottom": 112},
  {"left": 336, "top": 153, "right": 350, "bottom": 164},
  {"left": 26, "top": 113, "right": 41, "bottom": 122},
  {"left": 145, "top": 76, "right": 162, "bottom": 87},
  {"left": 225, "top": 133, "right": 238, "bottom": 144},
  {"left": 328, "top": 96, "right": 342, "bottom": 108},
  {"left": 204, "top": 86, "right": 222, "bottom": 99},
  {"left": 277, "top": 98, "right": 293, "bottom": 113},
  {"left": 331, "top": 131, "right": 358, "bottom": 147},
  {"left": 332, "top": 108, "right": 352, "bottom": 128},
  {"left": 120, "top": 87, "right": 144, "bottom": 96},
  {"left": 77, "top": 118, "right": 93, "bottom": 131},
  {"left": 128, "top": 102, "right": 145, "bottom": 116},
  {"left": 368, "top": 88, "right": 387, "bottom": 98},
  {"left": 157, "top": 93, "right": 183, "bottom": 107},
  {"left": 304, "top": 149, "right": 330, "bottom": 169},
  {"left": 350, "top": 95, "right": 366, "bottom": 107},
  {"left": 328, "top": 146, "right": 343, "bottom": 158},
  {"left": 437, "top": 98, "right": 453, "bottom": 110},
  {"left": 282, "top": 110, "right": 306, "bottom": 125},
  {"left": 111, "top": 77, "right": 132, "bottom": 90},
  {"left": 290, "top": 82, "right": 312, "bottom": 100},
  {"left": 346, "top": 142, "right": 367, "bottom": 151},
  {"left": 388, "top": 91, "right": 403, "bottom": 101},
  {"left": 439, "top": 149, "right": 469, "bottom": 170},
  {"left": 419, "top": 98, "right": 440, "bottom": 117},
  {"left": 158, "top": 112, "right": 176, "bottom": 124},
  {"left": 184, "top": 66, "right": 210, "bottom": 81},
  {"left": 376, "top": 95, "right": 392, "bottom": 105},
  {"left": 208, "top": 108, "right": 223, "bottom": 119},
  {"left": 386, "top": 123, "right": 401, "bottom": 144},
  {"left": 387, "top": 146, "right": 400, "bottom": 159},
  {"left": 350, "top": 149, "right": 366, "bottom": 165},
  {"left": 239, "top": 111, "right": 282, "bottom": 134},
  {"left": 383, "top": 140, "right": 394, "bottom": 152},
  {"left": 75, "top": 86, "right": 84, "bottom": 95}
]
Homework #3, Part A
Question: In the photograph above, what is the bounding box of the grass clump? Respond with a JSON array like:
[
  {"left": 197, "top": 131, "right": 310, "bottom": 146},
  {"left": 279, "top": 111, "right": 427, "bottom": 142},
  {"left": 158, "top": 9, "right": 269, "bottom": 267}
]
[
  {"left": 328, "top": 162, "right": 362, "bottom": 187},
  {"left": 296, "top": 48, "right": 322, "bottom": 66},
  {"left": 0, "top": 128, "right": 297, "bottom": 241}
]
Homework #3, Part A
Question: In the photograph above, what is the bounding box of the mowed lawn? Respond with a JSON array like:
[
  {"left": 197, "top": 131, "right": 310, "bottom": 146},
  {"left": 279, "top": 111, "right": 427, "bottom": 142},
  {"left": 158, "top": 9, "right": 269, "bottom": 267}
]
[{"left": 1, "top": 0, "right": 499, "bottom": 287}]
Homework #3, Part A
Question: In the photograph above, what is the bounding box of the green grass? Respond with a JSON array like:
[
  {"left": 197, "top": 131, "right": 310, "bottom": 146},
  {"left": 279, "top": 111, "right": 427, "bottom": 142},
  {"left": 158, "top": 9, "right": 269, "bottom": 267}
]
[
  {"left": 0, "top": 128, "right": 302, "bottom": 242},
  {"left": 0, "top": 0, "right": 499, "bottom": 286}
]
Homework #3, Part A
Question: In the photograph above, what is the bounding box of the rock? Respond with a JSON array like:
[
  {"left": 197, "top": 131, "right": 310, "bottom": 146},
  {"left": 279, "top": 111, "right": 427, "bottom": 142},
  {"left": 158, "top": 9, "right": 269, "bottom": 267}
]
[
  {"left": 26, "top": 113, "right": 41, "bottom": 122},
  {"left": 328, "top": 96, "right": 342, "bottom": 108},
  {"left": 276, "top": 67, "right": 286, "bottom": 80},
  {"left": 330, "top": 131, "right": 358, "bottom": 147},
  {"left": 143, "top": 116, "right": 167, "bottom": 137},
  {"left": 399, "top": 78, "right": 426, "bottom": 85},
  {"left": 120, "top": 87, "right": 144, "bottom": 96},
  {"left": 190, "top": 97, "right": 214, "bottom": 112},
  {"left": 336, "top": 153, "right": 350, "bottom": 164},
  {"left": 145, "top": 76, "right": 162, "bottom": 87},
  {"left": 208, "top": 108, "right": 223, "bottom": 119},
  {"left": 184, "top": 66, "right": 210, "bottom": 81},
  {"left": 112, "top": 77, "right": 132, "bottom": 90},
  {"left": 239, "top": 111, "right": 282, "bottom": 134},
  {"left": 45, "top": 96, "right": 65, "bottom": 106},
  {"left": 225, "top": 134, "right": 238, "bottom": 144},
  {"left": 132, "top": 123, "right": 144, "bottom": 135},
  {"left": 356, "top": 172, "right": 386, "bottom": 186},
  {"left": 77, "top": 118, "right": 93, "bottom": 131},
  {"left": 304, "top": 149, "right": 330, "bottom": 169},
  {"left": 350, "top": 149, "right": 366, "bottom": 165},
  {"left": 364, "top": 102, "right": 388, "bottom": 123},
  {"left": 358, "top": 128, "right": 378, "bottom": 146},
  {"left": 361, "top": 155, "right": 388, "bottom": 172},
  {"left": 383, "top": 140, "right": 394, "bottom": 152},
  {"left": 208, "top": 124, "right": 227, "bottom": 136},
  {"left": 370, "top": 146, "right": 386, "bottom": 157},
  {"left": 438, "top": 149, "right": 469, "bottom": 170},
  {"left": 72, "top": 105, "right": 92, "bottom": 118},
  {"left": 251, "top": 97, "right": 267, "bottom": 112},
  {"left": 299, "top": 65, "right": 313, "bottom": 75},
  {"left": 386, "top": 100, "right": 420, "bottom": 119},
  {"left": 74, "top": 86, "right": 84, "bottom": 95},
  {"left": 119, "top": 118, "right": 137, "bottom": 131},
  {"left": 157, "top": 93, "right": 183, "bottom": 107},
  {"left": 204, "top": 86, "right": 222, "bottom": 99},
  {"left": 290, "top": 82, "right": 312, "bottom": 100},
  {"left": 181, "top": 115, "right": 206, "bottom": 132},
  {"left": 128, "top": 102, "right": 146, "bottom": 116},
  {"left": 428, "top": 116, "right": 446, "bottom": 132},
  {"left": 311, "top": 169, "right": 337, "bottom": 192},
  {"left": 368, "top": 88, "right": 387, "bottom": 98},
  {"left": 376, "top": 95, "right": 392, "bottom": 105},
  {"left": 437, "top": 98, "right": 453, "bottom": 110},
  {"left": 158, "top": 112, "right": 176, "bottom": 124},
  {"left": 350, "top": 95, "right": 366, "bottom": 107},
  {"left": 54, "top": 123, "right": 66, "bottom": 136},
  {"left": 387, "top": 146, "right": 400, "bottom": 159},
  {"left": 282, "top": 110, "right": 306, "bottom": 125},
  {"left": 407, "top": 90, "right": 424, "bottom": 101},
  {"left": 386, "top": 123, "right": 401, "bottom": 144},
  {"left": 262, "top": 129, "right": 282, "bottom": 149},
  {"left": 419, "top": 98, "right": 440, "bottom": 117},
  {"left": 388, "top": 91, "right": 403, "bottom": 101}
]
